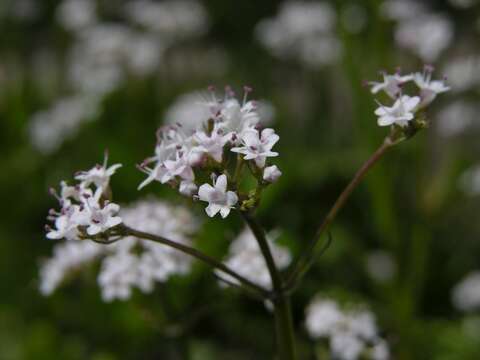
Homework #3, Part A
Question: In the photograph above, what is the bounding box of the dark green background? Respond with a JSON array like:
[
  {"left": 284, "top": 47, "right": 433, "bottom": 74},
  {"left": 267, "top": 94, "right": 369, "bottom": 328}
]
[{"left": 1, "top": 0, "right": 479, "bottom": 358}]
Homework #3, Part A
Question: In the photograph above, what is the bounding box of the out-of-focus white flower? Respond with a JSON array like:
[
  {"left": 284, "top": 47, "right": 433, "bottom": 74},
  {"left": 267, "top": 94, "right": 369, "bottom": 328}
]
[
  {"left": 263, "top": 165, "right": 282, "bottom": 183},
  {"left": 375, "top": 95, "right": 420, "bottom": 127},
  {"left": 125, "top": 0, "right": 208, "bottom": 38},
  {"left": 164, "top": 92, "right": 216, "bottom": 134},
  {"left": 98, "top": 252, "right": 139, "bottom": 301},
  {"left": 366, "top": 250, "right": 396, "bottom": 283},
  {"left": 459, "top": 165, "right": 480, "bottom": 196},
  {"left": 39, "top": 241, "right": 103, "bottom": 295},
  {"left": 331, "top": 331, "right": 365, "bottom": 360},
  {"left": 198, "top": 175, "right": 238, "bottom": 218},
  {"left": 8, "top": 0, "right": 39, "bottom": 21},
  {"left": 216, "top": 227, "right": 291, "bottom": 289},
  {"left": 56, "top": 0, "right": 97, "bottom": 32},
  {"left": 28, "top": 95, "right": 99, "bottom": 154},
  {"left": 125, "top": 35, "right": 165, "bottom": 75},
  {"left": 306, "top": 299, "right": 344, "bottom": 338},
  {"left": 305, "top": 296, "right": 388, "bottom": 360},
  {"left": 231, "top": 128, "right": 280, "bottom": 168},
  {"left": 437, "top": 101, "right": 477, "bottom": 137},
  {"left": 380, "top": 0, "right": 426, "bottom": 21},
  {"left": 371, "top": 340, "right": 390, "bottom": 360},
  {"left": 452, "top": 271, "right": 480, "bottom": 312},
  {"left": 369, "top": 72, "right": 413, "bottom": 99},
  {"left": 395, "top": 14, "right": 453, "bottom": 62},
  {"left": 179, "top": 181, "right": 198, "bottom": 196},
  {"left": 413, "top": 66, "right": 450, "bottom": 107},
  {"left": 448, "top": 0, "right": 478, "bottom": 8},
  {"left": 443, "top": 56, "right": 480, "bottom": 93},
  {"left": 255, "top": 1, "right": 341, "bottom": 67}
]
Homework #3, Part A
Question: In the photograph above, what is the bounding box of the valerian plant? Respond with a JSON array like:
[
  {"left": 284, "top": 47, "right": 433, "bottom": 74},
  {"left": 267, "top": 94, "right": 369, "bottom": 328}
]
[{"left": 41, "top": 66, "right": 449, "bottom": 360}]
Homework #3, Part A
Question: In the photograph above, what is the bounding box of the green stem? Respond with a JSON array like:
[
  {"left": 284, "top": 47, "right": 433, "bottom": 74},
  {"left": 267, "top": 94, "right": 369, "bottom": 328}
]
[
  {"left": 273, "top": 296, "right": 297, "bottom": 360},
  {"left": 286, "top": 137, "right": 394, "bottom": 290},
  {"left": 241, "top": 212, "right": 297, "bottom": 360},
  {"left": 120, "top": 224, "right": 269, "bottom": 299}
]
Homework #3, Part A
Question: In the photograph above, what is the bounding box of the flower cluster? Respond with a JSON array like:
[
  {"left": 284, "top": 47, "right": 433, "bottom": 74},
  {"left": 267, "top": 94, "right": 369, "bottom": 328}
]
[
  {"left": 305, "top": 297, "right": 389, "bottom": 360},
  {"left": 40, "top": 198, "right": 198, "bottom": 301},
  {"left": 215, "top": 228, "right": 291, "bottom": 289},
  {"left": 139, "top": 87, "right": 282, "bottom": 218},
  {"left": 45, "top": 155, "right": 123, "bottom": 241},
  {"left": 368, "top": 66, "right": 449, "bottom": 131}
]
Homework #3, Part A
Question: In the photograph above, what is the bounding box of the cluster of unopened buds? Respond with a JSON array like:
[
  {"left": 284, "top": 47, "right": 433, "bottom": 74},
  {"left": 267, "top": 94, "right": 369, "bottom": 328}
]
[
  {"left": 368, "top": 65, "right": 449, "bottom": 140},
  {"left": 138, "top": 86, "right": 281, "bottom": 218},
  {"left": 46, "top": 154, "right": 123, "bottom": 242}
]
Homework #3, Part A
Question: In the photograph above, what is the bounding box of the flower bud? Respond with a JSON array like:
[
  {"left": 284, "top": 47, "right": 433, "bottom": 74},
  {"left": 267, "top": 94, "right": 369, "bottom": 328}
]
[{"left": 263, "top": 165, "right": 282, "bottom": 183}]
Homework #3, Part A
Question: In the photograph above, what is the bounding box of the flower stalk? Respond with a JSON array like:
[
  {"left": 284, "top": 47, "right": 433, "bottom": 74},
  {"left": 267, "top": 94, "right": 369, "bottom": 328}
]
[
  {"left": 242, "top": 211, "right": 297, "bottom": 360},
  {"left": 119, "top": 224, "right": 270, "bottom": 299}
]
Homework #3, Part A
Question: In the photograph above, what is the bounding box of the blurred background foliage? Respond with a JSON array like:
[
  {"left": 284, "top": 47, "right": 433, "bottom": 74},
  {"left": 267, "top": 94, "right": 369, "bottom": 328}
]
[{"left": 0, "top": 0, "right": 480, "bottom": 359}]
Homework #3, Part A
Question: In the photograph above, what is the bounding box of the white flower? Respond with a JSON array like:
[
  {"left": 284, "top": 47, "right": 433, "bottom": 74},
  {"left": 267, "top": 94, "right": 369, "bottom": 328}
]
[
  {"left": 263, "top": 165, "right": 282, "bottom": 183},
  {"left": 216, "top": 227, "right": 291, "bottom": 289},
  {"left": 83, "top": 190, "right": 122, "bottom": 236},
  {"left": 162, "top": 152, "right": 195, "bottom": 183},
  {"left": 330, "top": 331, "right": 365, "bottom": 360},
  {"left": 231, "top": 128, "right": 279, "bottom": 168},
  {"left": 75, "top": 153, "right": 122, "bottom": 190},
  {"left": 413, "top": 67, "right": 450, "bottom": 107},
  {"left": 46, "top": 207, "right": 82, "bottom": 241},
  {"left": 306, "top": 299, "right": 344, "bottom": 338},
  {"left": 137, "top": 163, "right": 168, "bottom": 190},
  {"left": 369, "top": 72, "right": 413, "bottom": 99},
  {"left": 193, "top": 126, "right": 230, "bottom": 162},
  {"left": 198, "top": 174, "right": 238, "bottom": 218},
  {"left": 374, "top": 95, "right": 420, "bottom": 127}
]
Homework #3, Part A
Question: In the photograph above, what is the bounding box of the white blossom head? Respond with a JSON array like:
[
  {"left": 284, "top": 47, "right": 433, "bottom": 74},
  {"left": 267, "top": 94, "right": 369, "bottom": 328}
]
[
  {"left": 139, "top": 86, "right": 282, "bottom": 217},
  {"left": 367, "top": 67, "right": 449, "bottom": 139},
  {"left": 305, "top": 296, "right": 389, "bottom": 359},
  {"left": 45, "top": 153, "right": 123, "bottom": 242}
]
